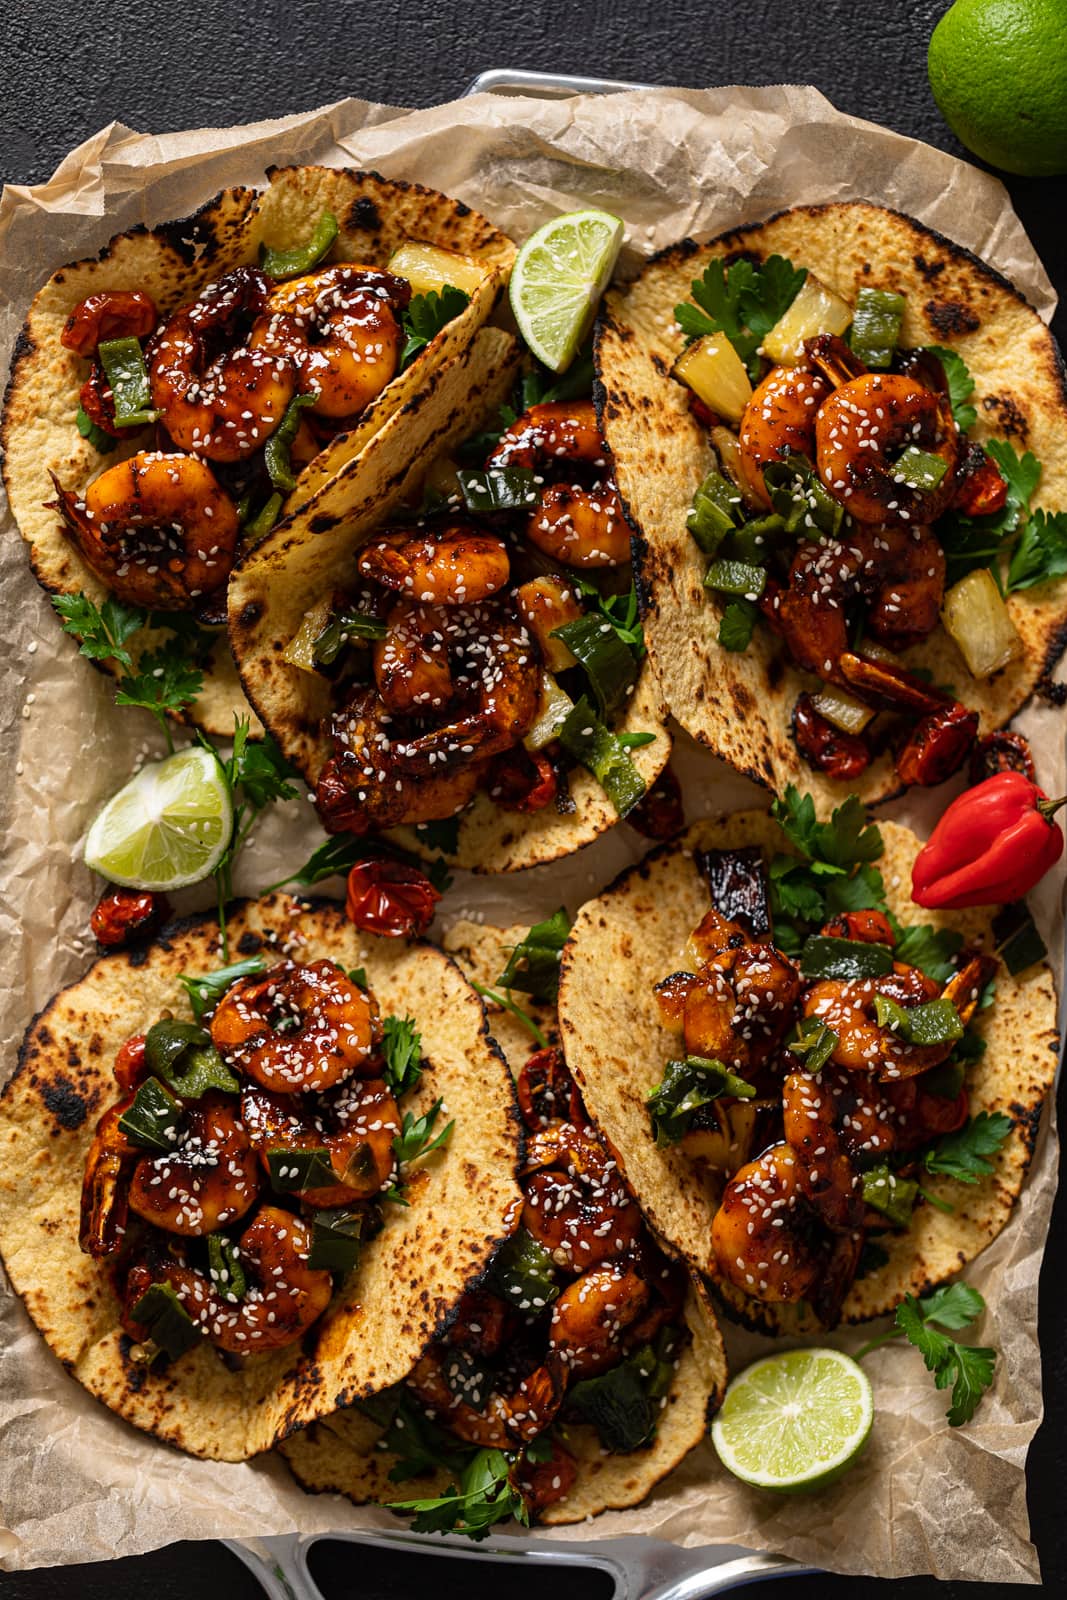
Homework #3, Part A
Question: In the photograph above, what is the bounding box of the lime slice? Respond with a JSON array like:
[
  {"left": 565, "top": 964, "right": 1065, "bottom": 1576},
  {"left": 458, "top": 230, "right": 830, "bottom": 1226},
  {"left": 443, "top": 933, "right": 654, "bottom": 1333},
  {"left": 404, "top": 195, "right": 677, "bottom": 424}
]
[
  {"left": 84, "top": 746, "right": 234, "bottom": 891},
  {"left": 509, "top": 208, "right": 625, "bottom": 373},
  {"left": 711, "top": 1347, "right": 873, "bottom": 1493}
]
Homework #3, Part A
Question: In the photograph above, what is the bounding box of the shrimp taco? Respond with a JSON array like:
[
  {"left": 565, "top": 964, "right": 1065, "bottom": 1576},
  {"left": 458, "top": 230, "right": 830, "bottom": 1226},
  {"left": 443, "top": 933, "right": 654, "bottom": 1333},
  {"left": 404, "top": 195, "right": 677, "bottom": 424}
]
[
  {"left": 2, "top": 165, "right": 514, "bottom": 735},
  {"left": 0, "top": 894, "right": 522, "bottom": 1460},
  {"left": 558, "top": 796, "right": 1058, "bottom": 1334},
  {"left": 228, "top": 370, "right": 671, "bottom": 873},
  {"left": 594, "top": 200, "right": 1067, "bottom": 812},
  {"left": 281, "top": 924, "right": 725, "bottom": 1533}
]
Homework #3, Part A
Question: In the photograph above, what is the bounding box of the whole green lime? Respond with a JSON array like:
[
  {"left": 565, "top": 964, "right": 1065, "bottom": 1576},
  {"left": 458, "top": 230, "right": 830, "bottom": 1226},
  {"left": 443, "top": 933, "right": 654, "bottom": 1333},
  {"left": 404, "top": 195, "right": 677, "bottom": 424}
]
[{"left": 928, "top": 0, "right": 1067, "bottom": 176}]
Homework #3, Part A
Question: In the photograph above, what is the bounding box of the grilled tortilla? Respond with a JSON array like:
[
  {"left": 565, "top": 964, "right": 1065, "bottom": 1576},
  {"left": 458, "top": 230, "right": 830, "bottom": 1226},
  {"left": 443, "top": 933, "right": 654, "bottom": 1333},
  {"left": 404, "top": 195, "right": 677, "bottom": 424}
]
[
  {"left": 558, "top": 812, "right": 1058, "bottom": 1332},
  {"left": 0, "top": 894, "right": 522, "bottom": 1460},
  {"left": 228, "top": 338, "right": 671, "bottom": 875},
  {"left": 2, "top": 165, "right": 514, "bottom": 736},
  {"left": 594, "top": 201, "right": 1067, "bottom": 811}
]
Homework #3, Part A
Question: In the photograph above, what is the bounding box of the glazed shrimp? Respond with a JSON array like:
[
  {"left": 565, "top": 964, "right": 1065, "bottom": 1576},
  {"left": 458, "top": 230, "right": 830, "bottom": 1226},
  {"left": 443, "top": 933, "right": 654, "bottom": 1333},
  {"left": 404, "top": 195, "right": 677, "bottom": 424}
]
[
  {"left": 815, "top": 372, "right": 958, "bottom": 526},
  {"left": 126, "top": 1091, "right": 261, "bottom": 1236},
  {"left": 780, "top": 1071, "right": 863, "bottom": 1232},
  {"left": 240, "top": 1077, "right": 400, "bottom": 1205},
  {"left": 210, "top": 959, "right": 377, "bottom": 1092},
  {"left": 711, "top": 1143, "right": 827, "bottom": 1303},
  {"left": 53, "top": 451, "right": 240, "bottom": 609},
  {"left": 801, "top": 959, "right": 976, "bottom": 1082},
  {"left": 80, "top": 1100, "right": 138, "bottom": 1257},
  {"left": 737, "top": 366, "right": 832, "bottom": 508},
  {"left": 522, "top": 1124, "right": 644, "bottom": 1271},
  {"left": 357, "top": 524, "right": 510, "bottom": 605},
  {"left": 546, "top": 1261, "right": 650, "bottom": 1379},
  {"left": 123, "top": 1206, "right": 333, "bottom": 1355},
  {"left": 487, "top": 399, "right": 630, "bottom": 568},
  {"left": 407, "top": 1344, "right": 565, "bottom": 1448},
  {"left": 373, "top": 600, "right": 454, "bottom": 713},
  {"left": 149, "top": 267, "right": 296, "bottom": 461}
]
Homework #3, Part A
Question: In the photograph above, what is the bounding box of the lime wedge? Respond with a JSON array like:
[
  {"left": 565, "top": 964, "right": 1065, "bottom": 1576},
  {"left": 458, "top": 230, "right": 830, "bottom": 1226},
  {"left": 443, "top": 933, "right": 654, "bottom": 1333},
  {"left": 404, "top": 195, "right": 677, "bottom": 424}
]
[
  {"left": 509, "top": 208, "right": 625, "bottom": 373},
  {"left": 84, "top": 746, "right": 233, "bottom": 891},
  {"left": 711, "top": 1347, "right": 873, "bottom": 1493}
]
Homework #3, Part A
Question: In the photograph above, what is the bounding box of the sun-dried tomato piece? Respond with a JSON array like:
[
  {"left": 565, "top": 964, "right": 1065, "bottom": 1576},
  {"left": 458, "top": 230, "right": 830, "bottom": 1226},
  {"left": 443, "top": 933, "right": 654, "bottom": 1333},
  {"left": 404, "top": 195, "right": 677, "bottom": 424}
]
[
  {"left": 113, "top": 1034, "right": 148, "bottom": 1092},
  {"left": 952, "top": 444, "right": 1009, "bottom": 518},
  {"left": 793, "top": 694, "right": 871, "bottom": 781},
  {"left": 820, "top": 909, "right": 896, "bottom": 946},
  {"left": 487, "top": 747, "right": 558, "bottom": 813},
  {"left": 627, "top": 763, "right": 684, "bottom": 840},
  {"left": 61, "top": 290, "right": 158, "bottom": 357},
  {"left": 345, "top": 858, "right": 440, "bottom": 939},
  {"left": 515, "top": 1047, "right": 581, "bottom": 1131},
  {"left": 896, "top": 701, "right": 979, "bottom": 787},
  {"left": 968, "top": 729, "right": 1036, "bottom": 786},
  {"left": 90, "top": 887, "right": 170, "bottom": 949}
]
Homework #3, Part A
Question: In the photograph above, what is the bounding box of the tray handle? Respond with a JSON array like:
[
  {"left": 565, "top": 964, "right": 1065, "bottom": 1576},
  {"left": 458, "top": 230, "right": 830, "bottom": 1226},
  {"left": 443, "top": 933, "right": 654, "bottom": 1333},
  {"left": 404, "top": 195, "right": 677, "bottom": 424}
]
[{"left": 463, "top": 68, "right": 651, "bottom": 97}]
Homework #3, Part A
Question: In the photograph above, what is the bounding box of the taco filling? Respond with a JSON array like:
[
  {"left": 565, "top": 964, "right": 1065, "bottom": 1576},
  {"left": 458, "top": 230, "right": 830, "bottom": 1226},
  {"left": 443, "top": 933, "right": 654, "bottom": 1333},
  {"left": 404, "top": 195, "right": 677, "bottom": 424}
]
[{"left": 295, "top": 390, "right": 659, "bottom": 835}]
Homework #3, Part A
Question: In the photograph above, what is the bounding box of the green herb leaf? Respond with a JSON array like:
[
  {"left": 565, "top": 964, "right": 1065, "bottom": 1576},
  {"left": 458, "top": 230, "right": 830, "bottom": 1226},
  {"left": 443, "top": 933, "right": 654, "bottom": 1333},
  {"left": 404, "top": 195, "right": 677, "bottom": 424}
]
[
  {"left": 917, "top": 1281, "right": 987, "bottom": 1331},
  {"left": 895, "top": 1292, "right": 995, "bottom": 1426},
  {"left": 1006, "top": 507, "right": 1067, "bottom": 593},
  {"left": 771, "top": 786, "right": 883, "bottom": 874},
  {"left": 787, "top": 1015, "right": 838, "bottom": 1073},
  {"left": 471, "top": 983, "right": 550, "bottom": 1049},
  {"left": 572, "top": 576, "right": 645, "bottom": 657},
  {"left": 266, "top": 834, "right": 365, "bottom": 892},
  {"left": 118, "top": 1077, "right": 183, "bottom": 1153},
  {"left": 675, "top": 254, "right": 807, "bottom": 380},
  {"left": 497, "top": 908, "right": 572, "bottom": 1004},
  {"left": 76, "top": 404, "right": 119, "bottom": 453},
  {"left": 391, "top": 1447, "right": 528, "bottom": 1540},
  {"left": 207, "top": 1233, "right": 247, "bottom": 1302},
  {"left": 717, "top": 596, "right": 759, "bottom": 652},
  {"left": 394, "top": 1099, "right": 454, "bottom": 1165},
  {"left": 52, "top": 592, "right": 145, "bottom": 672},
  {"left": 923, "top": 1111, "right": 1012, "bottom": 1184},
  {"left": 381, "top": 1015, "right": 424, "bottom": 1097},
  {"left": 414, "top": 816, "right": 461, "bottom": 857},
  {"left": 892, "top": 922, "right": 964, "bottom": 984},
  {"left": 229, "top": 723, "right": 299, "bottom": 809},
  {"left": 646, "top": 1056, "right": 756, "bottom": 1146},
  {"left": 558, "top": 696, "right": 646, "bottom": 817},
  {"left": 114, "top": 634, "right": 205, "bottom": 724},
  {"left": 567, "top": 1344, "right": 660, "bottom": 1451},
  {"left": 178, "top": 956, "right": 267, "bottom": 1024},
  {"left": 400, "top": 286, "right": 471, "bottom": 369},
  {"left": 925, "top": 347, "right": 978, "bottom": 433}
]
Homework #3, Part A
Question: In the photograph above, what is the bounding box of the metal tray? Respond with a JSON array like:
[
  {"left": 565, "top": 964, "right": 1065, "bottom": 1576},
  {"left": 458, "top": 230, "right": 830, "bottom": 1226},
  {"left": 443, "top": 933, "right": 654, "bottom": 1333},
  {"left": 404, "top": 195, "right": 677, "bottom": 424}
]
[{"left": 230, "top": 68, "right": 803, "bottom": 1600}]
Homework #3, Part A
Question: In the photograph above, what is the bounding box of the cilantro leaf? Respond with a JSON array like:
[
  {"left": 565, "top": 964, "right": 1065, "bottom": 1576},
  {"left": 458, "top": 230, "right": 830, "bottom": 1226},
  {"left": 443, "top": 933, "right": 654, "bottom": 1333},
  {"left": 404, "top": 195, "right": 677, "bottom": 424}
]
[
  {"left": 178, "top": 956, "right": 267, "bottom": 1023},
  {"left": 825, "top": 863, "right": 888, "bottom": 915},
  {"left": 573, "top": 576, "right": 645, "bottom": 657},
  {"left": 771, "top": 786, "right": 883, "bottom": 874},
  {"left": 925, "top": 346, "right": 978, "bottom": 433},
  {"left": 400, "top": 286, "right": 471, "bottom": 369},
  {"left": 231, "top": 725, "right": 299, "bottom": 809},
  {"left": 391, "top": 1447, "right": 528, "bottom": 1540},
  {"left": 891, "top": 922, "right": 964, "bottom": 984},
  {"left": 267, "top": 834, "right": 365, "bottom": 892},
  {"left": 52, "top": 592, "right": 145, "bottom": 672},
  {"left": 1006, "top": 508, "right": 1067, "bottom": 593},
  {"left": 114, "top": 635, "right": 204, "bottom": 726},
  {"left": 923, "top": 1111, "right": 1012, "bottom": 1184},
  {"left": 381, "top": 1015, "right": 424, "bottom": 1097},
  {"left": 393, "top": 1099, "right": 454, "bottom": 1166},
  {"left": 916, "top": 1281, "right": 987, "bottom": 1331},
  {"left": 939, "top": 438, "right": 1042, "bottom": 586},
  {"left": 895, "top": 1292, "right": 995, "bottom": 1427},
  {"left": 718, "top": 597, "right": 759, "bottom": 652},
  {"left": 987, "top": 438, "right": 1042, "bottom": 518},
  {"left": 675, "top": 254, "right": 806, "bottom": 380},
  {"left": 415, "top": 816, "right": 461, "bottom": 856},
  {"left": 519, "top": 345, "right": 595, "bottom": 411}
]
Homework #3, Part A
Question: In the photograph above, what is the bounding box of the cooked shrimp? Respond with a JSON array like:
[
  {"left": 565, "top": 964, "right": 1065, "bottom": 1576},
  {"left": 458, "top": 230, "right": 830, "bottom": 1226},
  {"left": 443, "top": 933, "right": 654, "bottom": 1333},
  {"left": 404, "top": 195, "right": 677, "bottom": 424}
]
[
  {"left": 407, "top": 1344, "right": 564, "bottom": 1448},
  {"left": 738, "top": 366, "right": 832, "bottom": 509},
  {"left": 357, "top": 524, "right": 510, "bottom": 605},
  {"left": 487, "top": 399, "right": 629, "bottom": 568},
  {"left": 815, "top": 372, "right": 958, "bottom": 526},
  {"left": 250, "top": 265, "right": 407, "bottom": 420},
  {"left": 513, "top": 1437, "right": 578, "bottom": 1518},
  {"left": 149, "top": 267, "right": 296, "bottom": 461},
  {"left": 61, "top": 290, "right": 158, "bottom": 356},
  {"left": 711, "top": 1143, "right": 827, "bottom": 1302},
  {"left": 210, "top": 959, "right": 377, "bottom": 1092},
  {"left": 546, "top": 1262, "right": 650, "bottom": 1379},
  {"left": 670, "top": 911, "right": 801, "bottom": 1071},
  {"left": 240, "top": 1076, "right": 400, "bottom": 1205},
  {"left": 803, "top": 964, "right": 954, "bottom": 1082},
  {"left": 445, "top": 1286, "right": 515, "bottom": 1358},
  {"left": 373, "top": 600, "right": 454, "bottom": 714},
  {"left": 53, "top": 451, "right": 239, "bottom": 608},
  {"left": 126, "top": 1091, "right": 261, "bottom": 1236},
  {"left": 80, "top": 1100, "right": 137, "bottom": 1257},
  {"left": 522, "top": 1124, "right": 643, "bottom": 1271},
  {"left": 123, "top": 1206, "right": 333, "bottom": 1354},
  {"left": 780, "top": 1071, "right": 864, "bottom": 1232}
]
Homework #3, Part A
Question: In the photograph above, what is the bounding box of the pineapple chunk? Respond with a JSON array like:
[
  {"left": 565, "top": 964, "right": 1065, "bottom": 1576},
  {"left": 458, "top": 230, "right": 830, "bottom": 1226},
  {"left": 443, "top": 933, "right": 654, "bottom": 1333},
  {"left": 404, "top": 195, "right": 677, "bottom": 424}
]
[
  {"left": 524, "top": 672, "right": 574, "bottom": 751},
  {"left": 761, "top": 274, "right": 853, "bottom": 365},
  {"left": 388, "top": 240, "right": 491, "bottom": 298},
  {"left": 283, "top": 595, "right": 331, "bottom": 673},
  {"left": 672, "top": 334, "right": 752, "bottom": 424},
  {"left": 680, "top": 1101, "right": 760, "bottom": 1172},
  {"left": 811, "top": 685, "right": 875, "bottom": 736},
  {"left": 941, "top": 568, "right": 1024, "bottom": 678}
]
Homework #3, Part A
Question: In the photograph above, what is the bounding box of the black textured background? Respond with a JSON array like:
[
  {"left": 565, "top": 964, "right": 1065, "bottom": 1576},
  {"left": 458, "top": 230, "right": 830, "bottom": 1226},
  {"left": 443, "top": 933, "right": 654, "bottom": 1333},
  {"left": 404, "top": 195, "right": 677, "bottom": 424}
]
[{"left": 3, "top": 0, "right": 1065, "bottom": 1595}]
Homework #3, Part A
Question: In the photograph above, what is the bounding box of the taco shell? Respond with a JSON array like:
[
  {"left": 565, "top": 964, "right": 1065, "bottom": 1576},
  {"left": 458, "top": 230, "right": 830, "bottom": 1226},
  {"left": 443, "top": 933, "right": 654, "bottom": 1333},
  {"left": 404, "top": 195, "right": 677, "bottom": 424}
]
[
  {"left": 558, "top": 811, "right": 1059, "bottom": 1329},
  {"left": 0, "top": 894, "right": 522, "bottom": 1460},
  {"left": 595, "top": 201, "right": 1067, "bottom": 811},
  {"left": 2, "top": 166, "right": 513, "bottom": 736}
]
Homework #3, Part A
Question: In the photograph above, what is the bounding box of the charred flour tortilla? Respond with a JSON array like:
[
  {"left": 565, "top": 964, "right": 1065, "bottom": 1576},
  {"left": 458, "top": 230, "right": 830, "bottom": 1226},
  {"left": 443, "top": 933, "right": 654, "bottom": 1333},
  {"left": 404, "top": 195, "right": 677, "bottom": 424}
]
[
  {"left": 558, "top": 812, "right": 1058, "bottom": 1330},
  {"left": 2, "top": 166, "right": 513, "bottom": 736},
  {"left": 228, "top": 334, "right": 671, "bottom": 875},
  {"left": 279, "top": 921, "right": 726, "bottom": 1526},
  {"left": 595, "top": 201, "right": 1067, "bottom": 811},
  {"left": 0, "top": 894, "right": 522, "bottom": 1461}
]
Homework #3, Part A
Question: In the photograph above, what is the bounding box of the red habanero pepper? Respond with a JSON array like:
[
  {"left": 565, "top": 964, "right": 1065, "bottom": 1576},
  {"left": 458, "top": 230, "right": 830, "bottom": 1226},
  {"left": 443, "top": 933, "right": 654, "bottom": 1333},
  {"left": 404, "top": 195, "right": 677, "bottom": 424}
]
[
  {"left": 911, "top": 770, "right": 1066, "bottom": 910},
  {"left": 345, "top": 857, "right": 440, "bottom": 938}
]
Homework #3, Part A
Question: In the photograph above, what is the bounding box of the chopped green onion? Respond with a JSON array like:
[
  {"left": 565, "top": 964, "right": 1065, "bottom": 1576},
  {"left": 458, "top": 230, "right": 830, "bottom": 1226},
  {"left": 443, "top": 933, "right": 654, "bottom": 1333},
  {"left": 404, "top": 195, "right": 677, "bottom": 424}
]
[
  {"left": 558, "top": 695, "right": 646, "bottom": 817},
  {"left": 799, "top": 935, "right": 894, "bottom": 981},
  {"left": 862, "top": 1163, "right": 919, "bottom": 1228},
  {"left": 261, "top": 210, "right": 339, "bottom": 279},
  {"left": 207, "top": 1234, "right": 247, "bottom": 1302},
  {"left": 118, "top": 1077, "right": 183, "bottom": 1153},
  {"left": 849, "top": 287, "right": 906, "bottom": 370},
  {"left": 497, "top": 908, "right": 571, "bottom": 1003},
  {"left": 131, "top": 1282, "right": 201, "bottom": 1361},
  {"left": 894, "top": 448, "right": 948, "bottom": 492},
  {"left": 264, "top": 390, "right": 319, "bottom": 492},
  {"left": 97, "top": 336, "right": 159, "bottom": 428},
  {"left": 489, "top": 1227, "right": 559, "bottom": 1309},
  {"left": 456, "top": 466, "right": 540, "bottom": 514},
  {"left": 75, "top": 405, "right": 118, "bottom": 454},
  {"left": 308, "top": 1207, "right": 364, "bottom": 1272},
  {"left": 874, "top": 994, "right": 964, "bottom": 1047},
  {"left": 551, "top": 613, "right": 638, "bottom": 719},
  {"left": 993, "top": 901, "right": 1048, "bottom": 975},
  {"left": 788, "top": 1016, "right": 838, "bottom": 1073},
  {"left": 267, "top": 1146, "right": 336, "bottom": 1193},
  {"left": 704, "top": 558, "right": 767, "bottom": 600},
  {"left": 245, "top": 492, "right": 283, "bottom": 544},
  {"left": 143, "top": 1019, "right": 240, "bottom": 1097}
]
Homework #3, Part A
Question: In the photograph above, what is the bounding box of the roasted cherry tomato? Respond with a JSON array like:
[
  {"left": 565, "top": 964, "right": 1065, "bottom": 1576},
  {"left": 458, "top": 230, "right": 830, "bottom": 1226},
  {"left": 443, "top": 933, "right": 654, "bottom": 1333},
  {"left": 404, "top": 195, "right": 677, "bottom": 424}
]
[
  {"left": 627, "top": 763, "right": 684, "bottom": 840},
  {"left": 61, "top": 290, "right": 158, "bottom": 357},
  {"left": 345, "top": 857, "right": 440, "bottom": 938},
  {"left": 78, "top": 368, "right": 121, "bottom": 436},
  {"left": 952, "top": 444, "right": 1009, "bottom": 518},
  {"left": 512, "top": 1436, "right": 579, "bottom": 1519},
  {"left": 516, "top": 1047, "right": 582, "bottom": 1132},
  {"left": 793, "top": 694, "right": 871, "bottom": 781},
  {"left": 896, "top": 701, "right": 978, "bottom": 788},
  {"left": 113, "top": 1033, "right": 148, "bottom": 1092},
  {"left": 968, "top": 729, "right": 1037, "bottom": 786},
  {"left": 90, "top": 886, "right": 170, "bottom": 948},
  {"left": 314, "top": 756, "right": 367, "bottom": 835},
  {"left": 820, "top": 909, "right": 896, "bottom": 946},
  {"left": 487, "top": 747, "right": 558, "bottom": 813}
]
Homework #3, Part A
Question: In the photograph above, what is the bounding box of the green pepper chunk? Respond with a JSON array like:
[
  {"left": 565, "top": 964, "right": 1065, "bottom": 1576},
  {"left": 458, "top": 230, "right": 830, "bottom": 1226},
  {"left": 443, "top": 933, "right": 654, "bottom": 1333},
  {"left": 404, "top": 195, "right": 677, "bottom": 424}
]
[
  {"left": 207, "top": 1234, "right": 247, "bottom": 1302},
  {"left": 245, "top": 492, "right": 283, "bottom": 544},
  {"left": 992, "top": 900, "right": 1048, "bottom": 975},
  {"left": 144, "top": 1019, "right": 240, "bottom": 1097},
  {"left": 849, "top": 287, "right": 906, "bottom": 370},
  {"left": 557, "top": 695, "right": 646, "bottom": 817},
  {"left": 552, "top": 612, "right": 638, "bottom": 719},
  {"left": 131, "top": 1282, "right": 202, "bottom": 1361},
  {"left": 267, "top": 1146, "right": 335, "bottom": 1193},
  {"left": 118, "top": 1077, "right": 183, "bottom": 1153},
  {"left": 97, "top": 336, "right": 159, "bottom": 428},
  {"left": 686, "top": 470, "right": 742, "bottom": 555},
  {"left": 646, "top": 1055, "right": 756, "bottom": 1146},
  {"left": 893, "top": 447, "right": 948, "bottom": 492},
  {"left": 489, "top": 1227, "right": 559, "bottom": 1309},
  {"left": 313, "top": 607, "right": 388, "bottom": 666},
  {"left": 763, "top": 454, "right": 845, "bottom": 538},
  {"left": 264, "top": 390, "right": 320, "bottom": 492},
  {"left": 799, "top": 935, "right": 894, "bottom": 981},
  {"left": 787, "top": 1016, "right": 838, "bottom": 1073},
  {"left": 307, "top": 1207, "right": 364, "bottom": 1272},
  {"left": 723, "top": 514, "right": 787, "bottom": 565},
  {"left": 862, "top": 1163, "right": 919, "bottom": 1229},
  {"left": 704, "top": 558, "right": 767, "bottom": 600},
  {"left": 873, "top": 995, "right": 964, "bottom": 1047},
  {"left": 457, "top": 465, "right": 540, "bottom": 514},
  {"left": 261, "top": 210, "right": 339, "bottom": 280}
]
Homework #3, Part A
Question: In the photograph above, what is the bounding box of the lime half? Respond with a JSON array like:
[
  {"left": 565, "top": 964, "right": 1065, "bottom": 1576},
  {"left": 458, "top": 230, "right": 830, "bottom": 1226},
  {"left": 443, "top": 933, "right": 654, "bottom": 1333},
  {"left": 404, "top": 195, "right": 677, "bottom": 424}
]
[
  {"left": 84, "top": 746, "right": 233, "bottom": 891},
  {"left": 509, "top": 208, "right": 625, "bottom": 373},
  {"left": 711, "top": 1348, "right": 873, "bottom": 1493}
]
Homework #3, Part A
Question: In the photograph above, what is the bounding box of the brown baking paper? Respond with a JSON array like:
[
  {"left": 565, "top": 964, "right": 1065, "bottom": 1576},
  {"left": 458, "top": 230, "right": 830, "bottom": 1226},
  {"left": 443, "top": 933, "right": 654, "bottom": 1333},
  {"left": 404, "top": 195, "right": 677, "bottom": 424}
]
[{"left": 0, "top": 85, "right": 1062, "bottom": 1583}]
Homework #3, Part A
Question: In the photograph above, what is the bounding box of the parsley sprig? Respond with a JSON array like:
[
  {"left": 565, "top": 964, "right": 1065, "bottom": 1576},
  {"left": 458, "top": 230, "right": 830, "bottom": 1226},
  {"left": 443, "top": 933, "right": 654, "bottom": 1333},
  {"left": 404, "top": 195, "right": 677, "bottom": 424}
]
[
  {"left": 675, "top": 254, "right": 807, "bottom": 380},
  {"left": 390, "top": 1446, "right": 529, "bottom": 1539},
  {"left": 923, "top": 1111, "right": 1012, "bottom": 1185},
  {"left": 393, "top": 1099, "right": 454, "bottom": 1165},
  {"left": 400, "top": 286, "right": 471, "bottom": 369},
  {"left": 857, "top": 1282, "right": 996, "bottom": 1426},
  {"left": 940, "top": 436, "right": 1067, "bottom": 592},
  {"left": 381, "top": 1015, "right": 425, "bottom": 1098}
]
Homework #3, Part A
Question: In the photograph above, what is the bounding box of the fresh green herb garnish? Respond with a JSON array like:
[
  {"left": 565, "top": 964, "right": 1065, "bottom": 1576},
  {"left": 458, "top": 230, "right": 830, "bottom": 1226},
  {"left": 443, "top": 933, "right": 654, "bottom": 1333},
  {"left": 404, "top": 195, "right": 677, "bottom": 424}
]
[
  {"left": 858, "top": 1283, "right": 995, "bottom": 1427},
  {"left": 415, "top": 816, "right": 461, "bottom": 857},
  {"left": 717, "top": 597, "right": 760, "bottom": 652},
  {"left": 925, "top": 347, "right": 978, "bottom": 433},
  {"left": 787, "top": 1015, "right": 838, "bottom": 1073},
  {"left": 923, "top": 1111, "right": 1013, "bottom": 1184},
  {"left": 393, "top": 1099, "right": 455, "bottom": 1165},
  {"left": 177, "top": 956, "right": 267, "bottom": 1023},
  {"left": 400, "top": 286, "right": 470, "bottom": 369},
  {"left": 1006, "top": 507, "right": 1067, "bottom": 593},
  {"left": 891, "top": 923, "right": 964, "bottom": 985},
  {"left": 76, "top": 404, "right": 119, "bottom": 454},
  {"left": 675, "top": 254, "right": 807, "bottom": 381},
  {"left": 571, "top": 576, "right": 645, "bottom": 658},
  {"left": 646, "top": 1055, "right": 756, "bottom": 1146},
  {"left": 566, "top": 1341, "right": 664, "bottom": 1451},
  {"left": 381, "top": 1015, "right": 425, "bottom": 1097},
  {"left": 497, "top": 909, "right": 572, "bottom": 1005},
  {"left": 772, "top": 787, "right": 883, "bottom": 873},
  {"left": 471, "top": 983, "right": 550, "bottom": 1049},
  {"left": 390, "top": 1446, "right": 529, "bottom": 1539}
]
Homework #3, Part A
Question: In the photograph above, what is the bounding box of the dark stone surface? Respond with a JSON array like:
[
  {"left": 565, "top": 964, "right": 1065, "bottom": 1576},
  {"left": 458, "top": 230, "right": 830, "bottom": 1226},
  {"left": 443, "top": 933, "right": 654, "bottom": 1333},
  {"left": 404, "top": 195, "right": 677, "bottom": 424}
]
[{"left": 2, "top": 0, "right": 1064, "bottom": 1594}]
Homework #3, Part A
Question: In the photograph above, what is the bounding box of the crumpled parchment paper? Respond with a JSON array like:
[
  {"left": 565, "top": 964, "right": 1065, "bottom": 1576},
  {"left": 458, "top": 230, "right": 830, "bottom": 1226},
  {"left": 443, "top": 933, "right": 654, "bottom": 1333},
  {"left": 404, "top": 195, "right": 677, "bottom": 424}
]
[{"left": 0, "top": 84, "right": 1062, "bottom": 1584}]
